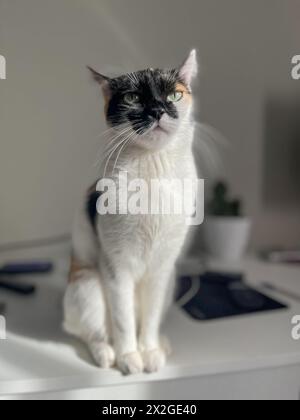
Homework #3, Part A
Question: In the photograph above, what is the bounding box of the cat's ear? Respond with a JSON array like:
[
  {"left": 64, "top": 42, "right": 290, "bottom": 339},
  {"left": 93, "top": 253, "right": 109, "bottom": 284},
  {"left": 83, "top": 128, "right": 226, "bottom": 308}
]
[
  {"left": 179, "top": 50, "right": 198, "bottom": 88},
  {"left": 87, "top": 66, "right": 111, "bottom": 97}
]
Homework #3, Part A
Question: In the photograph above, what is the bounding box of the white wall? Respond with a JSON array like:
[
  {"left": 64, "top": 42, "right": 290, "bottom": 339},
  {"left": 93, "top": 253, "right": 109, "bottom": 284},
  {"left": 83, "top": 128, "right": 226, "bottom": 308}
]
[{"left": 0, "top": 0, "right": 300, "bottom": 248}]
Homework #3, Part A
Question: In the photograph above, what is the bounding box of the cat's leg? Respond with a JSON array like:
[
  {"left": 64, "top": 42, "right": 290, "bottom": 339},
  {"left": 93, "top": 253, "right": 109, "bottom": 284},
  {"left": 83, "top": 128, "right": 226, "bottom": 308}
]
[
  {"left": 63, "top": 206, "right": 115, "bottom": 368},
  {"left": 139, "top": 259, "right": 176, "bottom": 373},
  {"left": 103, "top": 267, "right": 144, "bottom": 375},
  {"left": 63, "top": 268, "right": 115, "bottom": 368}
]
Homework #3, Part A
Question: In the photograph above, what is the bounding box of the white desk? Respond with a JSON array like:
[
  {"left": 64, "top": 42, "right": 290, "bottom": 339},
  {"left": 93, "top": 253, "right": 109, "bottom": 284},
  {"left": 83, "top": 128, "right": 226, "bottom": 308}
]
[{"left": 0, "top": 244, "right": 300, "bottom": 400}]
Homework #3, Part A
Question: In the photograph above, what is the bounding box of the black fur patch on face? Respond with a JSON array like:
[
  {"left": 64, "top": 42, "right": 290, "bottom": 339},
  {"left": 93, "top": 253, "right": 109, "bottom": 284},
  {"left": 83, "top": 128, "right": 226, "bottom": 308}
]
[{"left": 106, "top": 69, "right": 186, "bottom": 133}]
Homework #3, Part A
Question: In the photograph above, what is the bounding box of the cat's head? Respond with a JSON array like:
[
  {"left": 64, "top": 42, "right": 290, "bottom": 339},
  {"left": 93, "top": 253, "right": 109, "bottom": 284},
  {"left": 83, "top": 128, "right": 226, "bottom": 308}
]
[{"left": 89, "top": 50, "right": 197, "bottom": 151}]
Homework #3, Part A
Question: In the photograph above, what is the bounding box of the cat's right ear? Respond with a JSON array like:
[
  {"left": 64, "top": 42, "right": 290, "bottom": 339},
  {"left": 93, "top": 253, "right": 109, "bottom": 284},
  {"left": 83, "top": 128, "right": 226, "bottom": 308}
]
[
  {"left": 87, "top": 66, "right": 111, "bottom": 97},
  {"left": 178, "top": 50, "right": 198, "bottom": 89}
]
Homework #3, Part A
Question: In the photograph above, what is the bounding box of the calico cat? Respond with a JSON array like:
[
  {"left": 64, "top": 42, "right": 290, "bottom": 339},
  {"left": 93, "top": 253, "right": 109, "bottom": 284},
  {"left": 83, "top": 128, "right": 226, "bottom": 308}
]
[{"left": 63, "top": 50, "right": 198, "bottom": 375}]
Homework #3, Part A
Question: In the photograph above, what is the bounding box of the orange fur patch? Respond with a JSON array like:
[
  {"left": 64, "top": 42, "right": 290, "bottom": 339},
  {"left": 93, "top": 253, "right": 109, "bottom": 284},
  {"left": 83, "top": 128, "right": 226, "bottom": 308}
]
[
  {"left": 176, "top": 83, "right": 190, "bottom": 94},
  {"left": 176, "top": 83, "right": 192, "bottom": 102},
  {"left": 68, "top": 255, "right": 93, "bottom": 283}
]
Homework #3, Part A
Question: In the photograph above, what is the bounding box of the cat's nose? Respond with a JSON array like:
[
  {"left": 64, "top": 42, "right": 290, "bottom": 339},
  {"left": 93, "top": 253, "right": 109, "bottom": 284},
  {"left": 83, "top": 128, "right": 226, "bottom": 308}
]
[{"left": 150, "top": 108, "right": 164, "bottom": 121}]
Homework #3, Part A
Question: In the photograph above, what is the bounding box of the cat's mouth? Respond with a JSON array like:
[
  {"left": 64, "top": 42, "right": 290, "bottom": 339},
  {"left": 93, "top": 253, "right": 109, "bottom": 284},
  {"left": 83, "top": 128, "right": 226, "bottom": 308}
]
[
  {"left": 133, "top": 120, "right": 169, "bottom": 136},
  {"left": 150, "top": 121, "right": 168, "bottom": 134}
]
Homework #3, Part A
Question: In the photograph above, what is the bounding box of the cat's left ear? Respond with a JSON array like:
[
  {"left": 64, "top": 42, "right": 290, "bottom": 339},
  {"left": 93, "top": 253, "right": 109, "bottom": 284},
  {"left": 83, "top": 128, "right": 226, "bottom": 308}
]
[
  {"left": 179, "top": 49, "right": 198, "bottom": 88},
  {"left": 87, "top": 66, "right": 111, "bottom": 96}
]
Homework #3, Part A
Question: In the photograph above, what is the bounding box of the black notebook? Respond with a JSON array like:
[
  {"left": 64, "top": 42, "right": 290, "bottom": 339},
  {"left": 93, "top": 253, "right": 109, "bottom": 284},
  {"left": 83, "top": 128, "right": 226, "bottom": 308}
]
[{"left": 176, "top": 272, "right": 288, "bottom": 321}]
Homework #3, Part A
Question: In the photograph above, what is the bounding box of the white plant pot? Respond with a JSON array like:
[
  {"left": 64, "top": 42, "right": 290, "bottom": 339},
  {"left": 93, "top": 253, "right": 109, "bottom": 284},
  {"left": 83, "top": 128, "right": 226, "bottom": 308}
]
[{"left": 203, "top": 216, "right": 251, "bottom": 261}]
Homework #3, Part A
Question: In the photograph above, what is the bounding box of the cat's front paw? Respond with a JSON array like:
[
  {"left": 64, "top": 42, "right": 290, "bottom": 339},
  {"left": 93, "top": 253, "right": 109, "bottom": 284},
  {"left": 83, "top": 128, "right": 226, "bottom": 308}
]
[
  {"left": 90, "top": 342, "right": 116, "bottom": 369},
  {"left": 117, "top": 351, "right": 144, "bottom": 375},
  {"left": 142, "top": 348, "right": 166, "bottom": 373}
]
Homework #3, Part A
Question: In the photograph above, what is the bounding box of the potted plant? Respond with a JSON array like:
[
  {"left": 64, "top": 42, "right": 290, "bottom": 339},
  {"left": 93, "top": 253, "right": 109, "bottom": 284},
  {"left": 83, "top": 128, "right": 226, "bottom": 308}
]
[{"left": 203, "top": 181, "right": 251, "bottom": 261}]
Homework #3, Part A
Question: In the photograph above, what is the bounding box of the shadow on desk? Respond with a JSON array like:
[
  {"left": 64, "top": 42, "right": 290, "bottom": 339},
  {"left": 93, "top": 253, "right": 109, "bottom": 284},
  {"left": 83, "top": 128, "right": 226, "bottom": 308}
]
[{"left": 1, "top": 278, "right": 96, "bottom": 373}]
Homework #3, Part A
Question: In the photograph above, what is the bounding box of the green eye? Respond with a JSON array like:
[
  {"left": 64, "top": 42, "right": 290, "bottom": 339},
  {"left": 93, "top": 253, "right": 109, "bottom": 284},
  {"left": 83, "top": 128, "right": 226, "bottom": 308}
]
[
  {"left": 124, "top": 93, "right": 140, "bottom": 104},
  {"left": 167, "top": 91, "right": 183, "bottom": 102}
]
